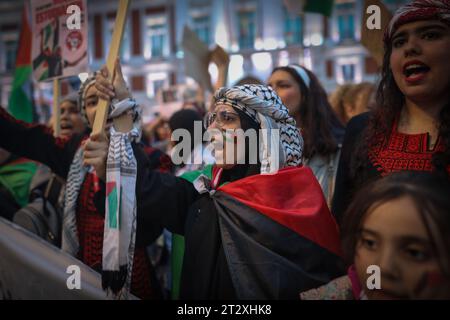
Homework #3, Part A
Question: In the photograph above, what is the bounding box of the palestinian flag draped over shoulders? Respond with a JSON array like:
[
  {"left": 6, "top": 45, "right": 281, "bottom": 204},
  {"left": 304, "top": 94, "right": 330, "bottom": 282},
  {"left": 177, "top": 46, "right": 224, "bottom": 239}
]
[{"left": 175, "top": 164, "right": 344, "bottom": 299}]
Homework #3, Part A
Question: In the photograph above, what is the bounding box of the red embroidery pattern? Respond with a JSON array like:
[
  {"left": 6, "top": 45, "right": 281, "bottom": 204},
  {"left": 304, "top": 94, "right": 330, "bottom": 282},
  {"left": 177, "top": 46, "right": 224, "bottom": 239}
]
[{"left": 368, "top": 123, "right": 448, "bottom": 177}]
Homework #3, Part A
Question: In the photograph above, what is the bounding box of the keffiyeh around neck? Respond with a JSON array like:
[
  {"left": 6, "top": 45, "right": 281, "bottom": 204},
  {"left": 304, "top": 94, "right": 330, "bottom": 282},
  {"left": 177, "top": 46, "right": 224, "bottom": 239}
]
[
  {"left": 213, "top": 84, "right": 303, "bottom": 174},
  {"left": 385, "top": 0, "right": 450, "bottom": 44},
  {"left": 102, "top": 124, "right": 140, "bottom": 298},
  {"left": 62, "top": 94, "right": 141, "bottom": 299}
]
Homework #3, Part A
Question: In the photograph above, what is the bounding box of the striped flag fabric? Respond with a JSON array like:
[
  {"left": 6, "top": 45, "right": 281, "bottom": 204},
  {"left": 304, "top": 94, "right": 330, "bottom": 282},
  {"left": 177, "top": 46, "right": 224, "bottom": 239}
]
[
  {"left": 8, "top": 5, "right": 34, "bottom": 123},
  {"left": 172, "top": 165, "right": 344, "bottom": 299}
]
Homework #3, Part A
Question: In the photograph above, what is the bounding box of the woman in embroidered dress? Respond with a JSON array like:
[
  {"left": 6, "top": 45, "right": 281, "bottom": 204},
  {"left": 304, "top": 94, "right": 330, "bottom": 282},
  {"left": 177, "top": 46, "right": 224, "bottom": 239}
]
[
  {"left": 301, "top": 172, "right": 450, "bottom": 300},
  {"left": 333, "top": 0, "right": 450, "bottom": 221}
]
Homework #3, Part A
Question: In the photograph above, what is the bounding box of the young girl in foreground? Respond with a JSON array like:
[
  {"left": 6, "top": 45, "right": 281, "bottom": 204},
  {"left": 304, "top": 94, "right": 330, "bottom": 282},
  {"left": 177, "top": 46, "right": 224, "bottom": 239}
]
[{"left": 301, "top": 172, "right": 450, "bottom": 300}]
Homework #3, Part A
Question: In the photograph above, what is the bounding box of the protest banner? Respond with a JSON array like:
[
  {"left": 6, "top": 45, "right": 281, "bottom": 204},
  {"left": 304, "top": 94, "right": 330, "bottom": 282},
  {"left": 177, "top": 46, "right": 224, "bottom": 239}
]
[
  {"left": 31, "top": 0, "right": 88, "bottom": 81},
  {"left": 31, "top": 0, "right": 88, "bottom": 136}
]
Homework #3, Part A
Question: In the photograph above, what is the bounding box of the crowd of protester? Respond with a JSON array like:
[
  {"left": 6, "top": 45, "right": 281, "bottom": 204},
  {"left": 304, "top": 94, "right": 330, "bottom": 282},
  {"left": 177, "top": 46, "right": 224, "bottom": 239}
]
[{"left": 0, "top": 0, "right": 449, "bottom": 300}]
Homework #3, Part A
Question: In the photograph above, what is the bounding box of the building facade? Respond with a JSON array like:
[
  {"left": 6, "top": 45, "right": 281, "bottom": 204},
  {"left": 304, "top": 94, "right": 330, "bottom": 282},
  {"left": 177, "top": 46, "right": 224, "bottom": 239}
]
[{"left": 0, "top": 0, "right": 409, "bottom": 119}]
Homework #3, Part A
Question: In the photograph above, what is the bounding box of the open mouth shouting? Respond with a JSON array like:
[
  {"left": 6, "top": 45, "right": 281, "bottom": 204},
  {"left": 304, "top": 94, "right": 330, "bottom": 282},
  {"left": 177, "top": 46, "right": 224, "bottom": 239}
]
[
  {"left": 60, "top": 122, "right": 73, "bottom": 136},
  {"left": 403, "top": 60, "right": 430, "bottom": 84}
]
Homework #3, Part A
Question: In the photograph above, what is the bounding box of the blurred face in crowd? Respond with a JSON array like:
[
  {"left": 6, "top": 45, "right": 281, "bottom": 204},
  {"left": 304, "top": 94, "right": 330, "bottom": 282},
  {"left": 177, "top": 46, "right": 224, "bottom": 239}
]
[
  {"left": 60, "top": 100, "right": 85, "bottom": 138},
  {"left": 83, "top": 84, "right": 113, "bottom": 132},
  {"left": 84, "top": 84, "right": 98, "bottom": 128},
  {"left": 155, "top": 121, "right": 171, "bottom": 141},
  {"left": 344, "top": 86, "right": 374, "bottom": 122},
  {"left": 207, "top": 104, "right": 242, "bottom": 169},
  {"left": 354, "top": 196, "right": 441, "bottom": 299},
  {"left": 268, "top": 70, "right": 302, "bottom": 116},
  {"left": 390, "top": 20, "right": 450, "bottom": 105}
]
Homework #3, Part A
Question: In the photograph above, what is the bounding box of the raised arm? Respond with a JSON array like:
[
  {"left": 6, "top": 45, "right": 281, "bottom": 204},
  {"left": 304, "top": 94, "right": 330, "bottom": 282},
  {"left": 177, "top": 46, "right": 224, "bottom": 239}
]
[
  {"left": 135, "top": 145, "right": 200, "bottom": 244},
  {"left": 89, "top": 140, "right": 200, "bottom": 247},
  {"left": 0, "top": 107, "right": 81, "bottom": 178},
  {"left": 89, "top": 64, "right": 201, "bottom": 246}
]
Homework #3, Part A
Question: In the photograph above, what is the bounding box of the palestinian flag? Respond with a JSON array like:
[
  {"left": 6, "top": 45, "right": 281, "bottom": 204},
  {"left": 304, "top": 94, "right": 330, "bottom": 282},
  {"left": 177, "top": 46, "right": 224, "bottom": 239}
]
[
  {"left": 284, "top": 0, "right": 335, "bottom": 17},
  {"left": 2, "top": 6, "right": 37, "bottom": 216},
  {"left": 8, "top": 5, "right": 34, "bottom": 123},
  {"left": 172, "top": 165, "right": 344, "bottom": 299}
]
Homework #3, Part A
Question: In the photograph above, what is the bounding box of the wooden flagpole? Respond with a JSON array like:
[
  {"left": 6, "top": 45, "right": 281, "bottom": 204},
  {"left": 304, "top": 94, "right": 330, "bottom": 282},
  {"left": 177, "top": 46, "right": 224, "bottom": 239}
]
[
  {"left": 92, "top": 0, "right": 131, "bottom": 135},
  {"left": 52, "top": 78, "right": 61, "bottom": 137}
]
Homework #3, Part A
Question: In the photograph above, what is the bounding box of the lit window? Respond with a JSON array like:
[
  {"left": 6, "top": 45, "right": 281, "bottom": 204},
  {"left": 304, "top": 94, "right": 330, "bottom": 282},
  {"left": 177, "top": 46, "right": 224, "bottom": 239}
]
[
  {"left": 336, "top": 2, "right": 355, "bottom": 42},
  {"left": 1, "top": 30, "right": 19, "bottom": 72},
  {"left": 192, "top": 15, "right": 210, "bottom": 45},
  {"left": 251, "top": 52, "right": 272, "bottom": 72},
  {"left": 342, "top": 64, "right": 355, "bottom": 82},
  {"left": 338, "top": 14, "right": 354, "bottom": 41},
  {"left": 237, "top": 11, "right": 256, "bottom": 50},
  {"left": 228, "top": 54, "right": 244, "bottom": 85},
  {"left": 106, "top": 18, "right": 130, "bottom": 60},
  {"left": 284, "top": 7, "right": 302, "bottom": 46},
  {"left": 146, "top": 15, "right": 167, "bottom": 59},
  {"left": 146, "top": 72, "right": 167, "bottom": 98},
  {"left": 5, "top": 40, "right": 18, "bottom": 71}
]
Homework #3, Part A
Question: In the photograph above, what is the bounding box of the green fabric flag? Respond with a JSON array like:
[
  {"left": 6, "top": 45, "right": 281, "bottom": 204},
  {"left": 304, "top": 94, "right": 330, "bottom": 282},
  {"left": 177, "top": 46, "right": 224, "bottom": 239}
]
[
  {"left": 8, "top": 6, "right": 33, "bottom": 123},
  {"left": 171, "top": 165, "right": 213, "bottom": 300},
  {"left": 1, "top": 7, "right": 37, "bottom": 210},
  {"left": 304, "top": 0, "right": 334, "bottom": 17},
  {"left": 0, "top": 160, "right": 37, "bottom": 208}
]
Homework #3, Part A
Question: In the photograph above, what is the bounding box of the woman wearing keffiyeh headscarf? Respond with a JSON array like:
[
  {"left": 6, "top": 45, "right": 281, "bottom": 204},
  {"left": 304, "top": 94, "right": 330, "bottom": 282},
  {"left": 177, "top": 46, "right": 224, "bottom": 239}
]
[
  {"left": 333, "top": 0, "right": 450, "bottom": 221},
  {"left": 91, "top": 83, "right": 344, "bottom": 299},
  {"left": 0, "top": 59, "right": 167, "bottom": 300}
]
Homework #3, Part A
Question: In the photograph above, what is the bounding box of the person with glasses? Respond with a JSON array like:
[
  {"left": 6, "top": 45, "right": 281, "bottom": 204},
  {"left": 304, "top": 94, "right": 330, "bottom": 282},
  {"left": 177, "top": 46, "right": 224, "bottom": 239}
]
[{"left": 90, "top": 82, "right": 344, "bottom": 299}]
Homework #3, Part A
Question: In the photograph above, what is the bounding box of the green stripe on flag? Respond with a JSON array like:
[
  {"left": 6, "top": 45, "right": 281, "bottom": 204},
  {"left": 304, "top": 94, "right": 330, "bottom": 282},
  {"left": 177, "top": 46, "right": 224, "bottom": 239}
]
[
  {"left": 304, "top": 0, "right": 334, "bottom": 17},
  {"left": 108, "top": 186, "right": 118, "bottom": 229},
  {"left": 119, "top": 186, "right": 122, "bottom": 228},
  {"left": 170, "top": 164, "right": 214, "bottom": 299},
  {"left": 8, "top": 6, "right": 33, "bottom": 123},
  {"left": 0, "top": 161, "right": 37, "bottom": 207},
  {"left": 8, "top": 66, "right": 33, "bottom": 123},
  {"left": 171, "top": 233, "right": 185, "bottom": 300}
]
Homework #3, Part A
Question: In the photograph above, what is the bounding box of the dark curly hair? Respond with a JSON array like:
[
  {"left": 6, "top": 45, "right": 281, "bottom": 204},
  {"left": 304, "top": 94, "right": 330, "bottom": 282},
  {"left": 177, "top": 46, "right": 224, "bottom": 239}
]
[{"left": 351, "top": 38, "right": 450, "bottom": 180}]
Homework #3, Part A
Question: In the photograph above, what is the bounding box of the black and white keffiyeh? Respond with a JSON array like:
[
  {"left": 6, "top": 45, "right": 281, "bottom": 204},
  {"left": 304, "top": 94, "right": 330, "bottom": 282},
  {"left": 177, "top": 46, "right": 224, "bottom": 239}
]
[
  {"left": 213, "top": 84, "right": 303, "bottom": 174},
  {"left": 63, "top": 74, "right": 141, "bottom": 299},
  {"left": 102, "top": 122, "right": 140, "bottom": 299}
]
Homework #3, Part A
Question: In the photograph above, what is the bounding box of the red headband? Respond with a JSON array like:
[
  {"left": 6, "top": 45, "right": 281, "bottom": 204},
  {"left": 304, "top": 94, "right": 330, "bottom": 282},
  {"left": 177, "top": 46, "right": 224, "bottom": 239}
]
[{"left": 385, "top": 0, "right": 450, "bottom": 45}]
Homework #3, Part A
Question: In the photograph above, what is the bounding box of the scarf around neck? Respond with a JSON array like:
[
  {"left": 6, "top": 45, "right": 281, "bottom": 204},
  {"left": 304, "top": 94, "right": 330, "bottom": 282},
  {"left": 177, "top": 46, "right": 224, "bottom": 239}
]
[{"left": 62, "top": 97, "right": 140, "bottom": 299}]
